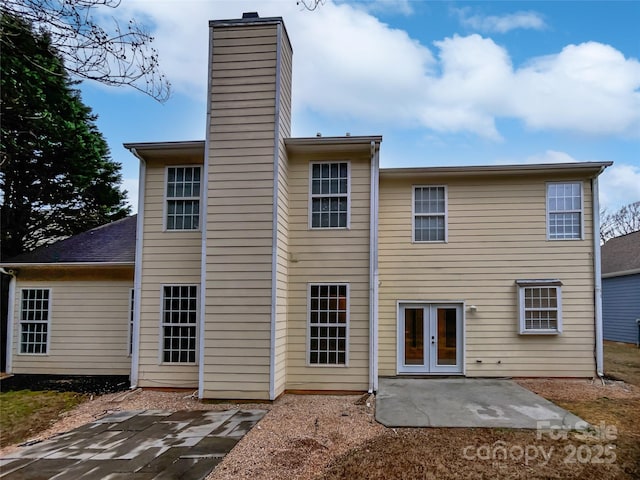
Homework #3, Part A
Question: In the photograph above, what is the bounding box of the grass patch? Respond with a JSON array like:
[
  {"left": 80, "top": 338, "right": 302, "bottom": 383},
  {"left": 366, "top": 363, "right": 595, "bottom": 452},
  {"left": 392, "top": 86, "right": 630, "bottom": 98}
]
[
  {"left": 605, "top": 341, "right": 640, "bottom": 386},
  {"left": 0, "top": 390, "right": 86, "bottom": 448}
]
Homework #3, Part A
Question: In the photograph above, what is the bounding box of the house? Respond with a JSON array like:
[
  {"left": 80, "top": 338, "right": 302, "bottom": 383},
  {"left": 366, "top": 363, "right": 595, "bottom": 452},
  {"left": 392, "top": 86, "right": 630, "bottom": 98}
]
[
  {"left": 2, "top": 13, "right": 612, "bottom": 400},
  {"left": 601, "top": 230, "right": 640, "bottom": 344}
]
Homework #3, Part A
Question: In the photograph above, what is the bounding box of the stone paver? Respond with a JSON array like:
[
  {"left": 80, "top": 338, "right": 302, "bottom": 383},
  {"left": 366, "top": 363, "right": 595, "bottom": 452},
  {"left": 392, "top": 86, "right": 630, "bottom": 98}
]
[{"left": 0, "top": 409, "right": 265, "bottom": 480}]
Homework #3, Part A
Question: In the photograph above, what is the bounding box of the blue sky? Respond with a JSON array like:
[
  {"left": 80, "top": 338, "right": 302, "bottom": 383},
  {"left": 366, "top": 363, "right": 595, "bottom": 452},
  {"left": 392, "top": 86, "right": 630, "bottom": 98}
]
[{"left": 79, "top": 0, "right": 640, "bottom": 212}]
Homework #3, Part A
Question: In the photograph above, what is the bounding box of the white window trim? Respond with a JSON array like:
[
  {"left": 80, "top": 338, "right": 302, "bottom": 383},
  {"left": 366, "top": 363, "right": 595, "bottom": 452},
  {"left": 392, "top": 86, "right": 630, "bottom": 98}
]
[
  {"left": 546, "top": 181, "right": 584, "bottom": 241},
  {"left": 163, "top": 165, "right": 202, "bottom": 232},
  {"left": 306, "top": 282, "right": 350, "bottom": 367},
  {"left": 158, "top": 284, "right": 199, "bottom": 365},
  {"left": 308, "top": 161, "right": 351, "bottom": 230},
  {"left": 128, "top": 288, "right": 134, "bottom": 357},
  {"left": 18, "top": 288, "right": 51, "bottom": 356},
  {"left": 516, "top": 280, "right": 563, "bottom": 335},
  {"left": 412, "top": 185, "right": 448, "bottom": 243},
  {"left": 395, "top": 300, "right": 465, "bottom": 376}
]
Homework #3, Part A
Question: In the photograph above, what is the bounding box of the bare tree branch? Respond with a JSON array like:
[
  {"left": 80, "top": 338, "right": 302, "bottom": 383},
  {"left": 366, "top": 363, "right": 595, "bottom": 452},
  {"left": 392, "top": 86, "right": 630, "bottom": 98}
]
[
  {"left": 297, "top": 0, "right": 326, "bottom": 11},
  {"left": 601, "top": 201, "right": 640, "bottom": 243},
  {"left": 1, "top": 0, "right": 170, "bottom": 102}
]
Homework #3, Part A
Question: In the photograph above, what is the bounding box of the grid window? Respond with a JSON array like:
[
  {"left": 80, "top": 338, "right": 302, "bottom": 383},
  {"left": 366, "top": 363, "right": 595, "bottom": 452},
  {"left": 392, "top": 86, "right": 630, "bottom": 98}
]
[
  {"left": 19, "top": 289, "right": 50, "bottom": 354},
  {"left": 414, "top": 186, "right": 447, "bottom": 242},
  {"left": 547, "top": 183, "right": 582, "bottom": 240},
  {"left": 517, "top": 281, "right": 562, "bottom": 334},
  {"left": 310, "top": 162, "right": 349, "bottom": 228},
  {"left": 309, "top": 284, "right": 348, "bottom": 365},
  {"left": 162, "top": 285, "right": 198, "bottom": 363},
  {"left": 166, "top": 166, "right": 201, "bottom": 230}
]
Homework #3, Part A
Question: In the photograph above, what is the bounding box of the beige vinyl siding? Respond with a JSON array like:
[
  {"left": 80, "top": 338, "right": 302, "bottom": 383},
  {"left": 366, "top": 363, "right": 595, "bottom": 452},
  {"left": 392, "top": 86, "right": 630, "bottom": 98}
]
[
  {"left": 273, "top": 30, "right": 293, "bottom": 398},
  {"left": 12, "top": 271, "right": 133, "bottom": 375},
  {"left": 378, "top": 173, "right": 596, "bottom": 377},
  {"left": 137, "top": 157, "right": 201, "bottom": 388},
  {"left": 286, "top": 151, "right": 370, "bottom": 391},
  {"left": 201, "top": 22, "right": 287, "bottom": 400}
]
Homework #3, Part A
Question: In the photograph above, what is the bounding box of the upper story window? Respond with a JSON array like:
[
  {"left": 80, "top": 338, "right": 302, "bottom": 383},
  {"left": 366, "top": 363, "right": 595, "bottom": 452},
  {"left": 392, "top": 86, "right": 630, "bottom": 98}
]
[
  {"left": 166, "top": 166, "right": 201, "bottom": 231},
  {"left": 310, "top": 162, "right": 349, "bottom": 229},
  {"left": 19, "top": 288, "right": 50, "bottom": 354},
  {"left": 413, "top": 186, "right": 447, "bottom": 242},
  {"left": 516, "top": 280, "right": 563, "bottom": 334},
  {"left": 547, "top": 182, "right": 582, "bottom": 240}
]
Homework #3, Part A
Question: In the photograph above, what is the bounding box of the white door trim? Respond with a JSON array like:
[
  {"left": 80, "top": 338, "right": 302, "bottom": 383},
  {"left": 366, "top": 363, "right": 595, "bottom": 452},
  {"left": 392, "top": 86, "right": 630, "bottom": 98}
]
[{"left": 396, "top": 300, "right": 465, "bottom": 375}]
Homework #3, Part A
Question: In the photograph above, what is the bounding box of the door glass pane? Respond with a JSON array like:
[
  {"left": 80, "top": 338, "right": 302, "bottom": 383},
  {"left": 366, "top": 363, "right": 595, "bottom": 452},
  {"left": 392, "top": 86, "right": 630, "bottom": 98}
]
[
  {"left": 437, "top": 308, "right": 457, "bottom": 366},
  {"left": 404, "top": 308, "right": 424, "bottom": 365}
]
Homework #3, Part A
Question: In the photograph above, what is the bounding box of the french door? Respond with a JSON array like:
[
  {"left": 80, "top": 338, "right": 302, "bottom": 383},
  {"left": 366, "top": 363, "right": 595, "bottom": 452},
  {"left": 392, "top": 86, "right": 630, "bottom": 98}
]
[{"left": 398, "top": 303, "right": 463, "bottom": 374}]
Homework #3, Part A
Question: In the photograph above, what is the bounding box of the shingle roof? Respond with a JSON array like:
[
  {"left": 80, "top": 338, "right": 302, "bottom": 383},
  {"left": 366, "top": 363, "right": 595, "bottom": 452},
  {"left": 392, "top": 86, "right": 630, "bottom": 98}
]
[
  {"left": 3, "top": 215, "right": 137, "bottom": 264},
  {"left": 601, "top": 230, "right": 640, "bottom": 275}
]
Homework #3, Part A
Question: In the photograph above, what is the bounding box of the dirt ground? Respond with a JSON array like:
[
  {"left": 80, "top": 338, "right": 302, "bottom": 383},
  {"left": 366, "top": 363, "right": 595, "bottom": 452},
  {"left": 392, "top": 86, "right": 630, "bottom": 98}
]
[
  {"left": 605, "top": 340, "right": 640, "bottom": 386},
  {"left": 320, "top": 379, "right": 640, "bottom": 480},
  {"left": 1, "top": 379, "right": 638, "bottom": 479}
]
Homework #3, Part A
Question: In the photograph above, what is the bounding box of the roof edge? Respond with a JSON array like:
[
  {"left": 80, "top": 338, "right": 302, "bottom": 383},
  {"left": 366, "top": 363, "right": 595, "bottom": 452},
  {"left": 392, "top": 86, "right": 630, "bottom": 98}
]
[
  {"left": 602, "top": 267, "right": 640, "bottom": 279},
  {"left": 123, "top": 140, "right": 205, "bottom": 151},
  {"left": 286, "top": 135, "right": 382, "bottom": 146},
  {"left": 209, "top": 16, "right": 284, "bottom": 27},
  {"left": 0, "top": 262, "right": 134, "bottom": 269},
  {"left": 381, "top": 161, "right": 613, "bottom": 177}
]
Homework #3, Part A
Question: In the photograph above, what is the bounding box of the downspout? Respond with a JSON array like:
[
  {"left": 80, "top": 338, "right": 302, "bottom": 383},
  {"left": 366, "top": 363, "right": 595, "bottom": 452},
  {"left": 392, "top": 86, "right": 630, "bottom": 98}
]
[
  {"left": 368, "top": 140, "right": 380, "bottom": 393},
  {"left": 1, "top": 268, "right": 16, "bottom": 374},
  {"left": 592, "top": 174, "right": 605, "bottom": 382},
  {"left": 199, "top": 24, "right": 215, "bottom": 400},
  {"left": 129, "top": 148, "right": 146, "bottom": 389},
  {"left": 269, "top": 21, "right": 283, "bottom": 401}
]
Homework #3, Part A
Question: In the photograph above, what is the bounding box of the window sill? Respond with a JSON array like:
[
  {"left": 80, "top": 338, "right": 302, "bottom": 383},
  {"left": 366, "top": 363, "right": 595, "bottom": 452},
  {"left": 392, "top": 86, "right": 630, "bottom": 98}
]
[
  {"left": 309, "top": 227, "right": 350, "bottom": 231},
  {"left": 159, "top": 362, "right": 198, "bottom": 366},
  {"left": 519, "top": 330, "right": 561, "bottom": 335},
  {"left": 306, "top": 363, "right": 349, "bottom": 368}
]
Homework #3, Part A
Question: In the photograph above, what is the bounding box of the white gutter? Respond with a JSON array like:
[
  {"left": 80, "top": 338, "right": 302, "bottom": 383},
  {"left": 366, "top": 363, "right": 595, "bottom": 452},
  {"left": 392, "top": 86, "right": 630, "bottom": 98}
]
[
  {"left": 129, "top": 148, "right": 146, "bottom": 389},
  {"left": 268, "top": 21, "right": 283, "bottom": 402},
  {"left": 368, "top": 140, "right": 380, "bottom": 393},
  {"left": 592, "top": 175, "right": 604, "bottom": 379},
  {"left": 1, "top": 268, "right": 16, "bottom": 374},
  {"left": 198, "top": 23, "right": 215, "bottom": 400}
]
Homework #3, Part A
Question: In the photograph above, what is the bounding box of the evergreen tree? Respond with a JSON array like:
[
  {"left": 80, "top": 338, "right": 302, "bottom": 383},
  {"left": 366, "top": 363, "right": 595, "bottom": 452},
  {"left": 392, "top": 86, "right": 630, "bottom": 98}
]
[{"left": 0, "top": 12, "right": 130, "bottom": 259}]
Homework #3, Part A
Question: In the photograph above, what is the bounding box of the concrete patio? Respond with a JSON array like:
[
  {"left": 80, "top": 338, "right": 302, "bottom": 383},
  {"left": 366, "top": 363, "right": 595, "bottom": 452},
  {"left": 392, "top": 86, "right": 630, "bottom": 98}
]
[
  {"left": 376, "top": 377, "right": 586, "bottom": 429},
  {"left": 0, "top": 409, "right": 265, "bottom": 479}
]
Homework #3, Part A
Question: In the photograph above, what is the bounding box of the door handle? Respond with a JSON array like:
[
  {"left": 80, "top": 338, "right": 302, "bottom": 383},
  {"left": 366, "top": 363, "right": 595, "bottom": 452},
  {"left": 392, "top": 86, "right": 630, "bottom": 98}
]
[{"left": 431, "top": 335, "right": 435, "bottom": 345}]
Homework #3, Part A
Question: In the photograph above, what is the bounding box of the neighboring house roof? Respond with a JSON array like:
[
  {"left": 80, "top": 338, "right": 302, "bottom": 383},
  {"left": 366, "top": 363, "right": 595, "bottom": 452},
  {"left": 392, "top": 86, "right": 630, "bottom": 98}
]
[
  {"left": 2, "top": 215, "right": 137, "bottom": 265},
  {"left": 601, "top": 230, "right": 640, "bottom": 277}
]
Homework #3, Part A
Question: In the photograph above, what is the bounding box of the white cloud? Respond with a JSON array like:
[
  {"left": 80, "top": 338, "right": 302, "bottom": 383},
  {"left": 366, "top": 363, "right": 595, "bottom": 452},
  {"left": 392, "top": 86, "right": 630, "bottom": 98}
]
[
  {"left": 455, "top": 8, "right": 547, "bottom": 33},
  {"left": 512, "top": 42, "right": 640, "bottom": 136},
  {"left": 122, "top": 177, "right": 139, "bottom": 213},
  {"left": 524, "top": 150, "right": 579, "bottom": 164},
  {"left": 599, "top": 163, "right": 640, "bottom": 211},
  {"left": 108, "top": 1, "right": 640, "bottom": 140}
]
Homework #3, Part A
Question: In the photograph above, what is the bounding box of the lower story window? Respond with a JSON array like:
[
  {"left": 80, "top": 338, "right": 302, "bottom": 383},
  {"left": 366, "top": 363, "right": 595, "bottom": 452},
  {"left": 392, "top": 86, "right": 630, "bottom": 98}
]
[
  {"left": 162, "top": 285, "right": 198, "bottom": 363},
  {"left": 516, "top": 280, "right": 563, "bottom": 334},
  {"left": 20, "top": 288, "right": 50, "bottom": 354},
  {"left": 309, "top": 284, "right": 348, "bottom": 365}
]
